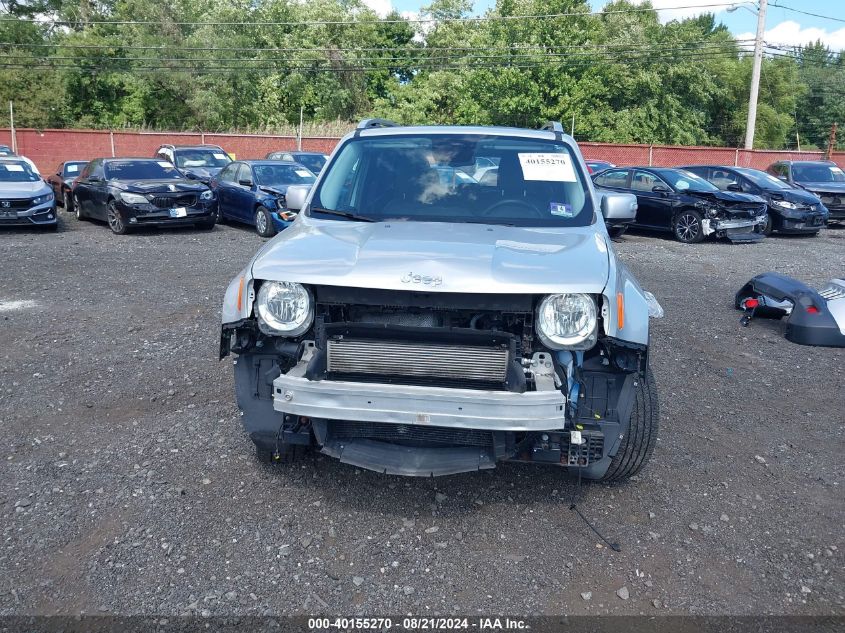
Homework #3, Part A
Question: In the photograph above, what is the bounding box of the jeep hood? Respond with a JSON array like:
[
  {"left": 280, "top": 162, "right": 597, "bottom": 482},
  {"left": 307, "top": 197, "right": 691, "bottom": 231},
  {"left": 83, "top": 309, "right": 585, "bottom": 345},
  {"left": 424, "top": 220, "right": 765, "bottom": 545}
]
[{"left": 249, "top": 218, "right": 611, "bottom": 294}]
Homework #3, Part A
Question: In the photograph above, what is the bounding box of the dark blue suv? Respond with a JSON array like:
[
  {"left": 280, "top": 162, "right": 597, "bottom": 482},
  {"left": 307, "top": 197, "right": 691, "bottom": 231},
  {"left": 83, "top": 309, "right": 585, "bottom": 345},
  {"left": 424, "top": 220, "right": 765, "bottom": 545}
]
[{"left": 210, "top": 160, "right": 316, "bottom": 236}]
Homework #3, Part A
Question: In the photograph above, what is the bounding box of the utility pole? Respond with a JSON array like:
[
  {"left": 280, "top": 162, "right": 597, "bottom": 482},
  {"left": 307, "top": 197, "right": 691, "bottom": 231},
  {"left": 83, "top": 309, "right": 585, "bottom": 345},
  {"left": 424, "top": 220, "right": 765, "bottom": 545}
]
[
  {"left": 744, "top": 0, "right": 768, "bottom": 150},
  {"left": 297, "top": 105, "right": 304, "bottom": 151},
  {"left": 824, "top": 123, "right": 837, "bottom": 161},
  {"left": 9, "top": 101, "right": 16, "bottom": 154}
]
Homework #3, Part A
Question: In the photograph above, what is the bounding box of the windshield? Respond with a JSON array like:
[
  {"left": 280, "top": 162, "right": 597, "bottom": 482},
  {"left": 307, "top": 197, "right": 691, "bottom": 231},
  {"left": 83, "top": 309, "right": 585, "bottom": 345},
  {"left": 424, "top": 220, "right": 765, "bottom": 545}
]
[
  {"left": 293, "top": 154, "right": 327, "bottom": 173},
  {"left": 63, "top": 162, "right": 87, "bottom": 177},
  {"left": 792, "top": 163, "right": 845, "bottom": 183},
  {"left": 254, "top": 164, "right": 316, "bottom": 186},
  {"left": 106, "top": 160, "right": 183, "bottom": 180},
  {"left": 174, "top": 150, "right": 231, "bottom": 169},
  {"left": 310, "top": 134, "right": 593, "bottom": 227},
  {"left": 657, "top": 169, "right": 719, "bottom": 193},
  {"left": 0, "top": 161, "right": 39, "bottom": 182},
  {"left": 735, "top": 168, "right": 791, "bottom": 190}
]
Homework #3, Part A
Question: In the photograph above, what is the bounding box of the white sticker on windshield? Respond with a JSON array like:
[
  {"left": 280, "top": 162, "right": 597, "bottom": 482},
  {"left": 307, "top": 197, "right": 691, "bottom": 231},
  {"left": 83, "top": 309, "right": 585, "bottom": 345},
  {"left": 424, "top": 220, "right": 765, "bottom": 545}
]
[
  {"left": 213, "top": 153, "right": 227, "bottom": 160},
  {"left": 157, "top": 161, "right": 172, "bottom": 168},
  {"left": 549, "top": 202, "right": 574, "bottom": 217},
  {"left": 66, "top": 164, "right": 79, "bottom": 172},
  {"left": 3, "top": 164, "right": 24, "bottom": 172},
  {"left": 832, "top": 167, "right": 844, "bottom": 176},
  {"left": 295, "top": 169, "right": 312, "bottom": 178},
  {"left": 518, "top": 153, "right": 577, "bottom": 182}
]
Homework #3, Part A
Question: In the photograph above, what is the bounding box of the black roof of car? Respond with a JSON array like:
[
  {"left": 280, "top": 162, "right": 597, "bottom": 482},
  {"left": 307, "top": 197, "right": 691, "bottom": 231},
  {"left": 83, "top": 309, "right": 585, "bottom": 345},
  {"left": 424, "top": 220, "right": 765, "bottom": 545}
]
[
  {"left": 769, "top": 159, "right": 836, "bottom": 166},
  {"left": 237, "top": 159, "right": 301, "bottom": 165},
  {"left": 157, "top": 144, "right": 226, "bottom": 151}
]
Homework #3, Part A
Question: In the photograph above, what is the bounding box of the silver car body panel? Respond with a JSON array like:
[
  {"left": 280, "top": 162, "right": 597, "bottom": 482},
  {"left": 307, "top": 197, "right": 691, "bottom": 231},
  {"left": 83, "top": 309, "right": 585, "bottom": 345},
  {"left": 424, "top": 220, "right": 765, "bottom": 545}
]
[{"left": 221, "top": 125, "right": 656, "bottom": 346}]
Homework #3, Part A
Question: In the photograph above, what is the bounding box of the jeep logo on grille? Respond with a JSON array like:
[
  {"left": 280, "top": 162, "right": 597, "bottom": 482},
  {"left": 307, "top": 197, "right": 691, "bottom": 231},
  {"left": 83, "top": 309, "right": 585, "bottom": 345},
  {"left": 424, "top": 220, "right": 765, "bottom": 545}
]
[{"left": 401, "top": 271, "right": 442, "bottom": 286}]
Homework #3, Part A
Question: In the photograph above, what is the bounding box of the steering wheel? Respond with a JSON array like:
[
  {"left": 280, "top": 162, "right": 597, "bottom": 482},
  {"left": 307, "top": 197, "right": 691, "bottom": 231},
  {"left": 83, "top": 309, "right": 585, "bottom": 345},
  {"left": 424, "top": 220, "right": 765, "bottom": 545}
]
[{"left": 481, "top": 198, "right": 544, "bottom": 218}]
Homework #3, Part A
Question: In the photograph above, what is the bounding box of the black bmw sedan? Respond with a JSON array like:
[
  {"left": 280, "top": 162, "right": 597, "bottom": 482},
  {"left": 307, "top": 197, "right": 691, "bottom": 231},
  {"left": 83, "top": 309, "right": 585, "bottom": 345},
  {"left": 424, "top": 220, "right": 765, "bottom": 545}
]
[
  {"left": 592, "top": 166, "right": 768, "bottom": 243},
  {"left": 72, "top": 158, "right": 216, "bottom": 234},
  {"left": 683, "top": 165, "right": 827, "bottom": 235}
]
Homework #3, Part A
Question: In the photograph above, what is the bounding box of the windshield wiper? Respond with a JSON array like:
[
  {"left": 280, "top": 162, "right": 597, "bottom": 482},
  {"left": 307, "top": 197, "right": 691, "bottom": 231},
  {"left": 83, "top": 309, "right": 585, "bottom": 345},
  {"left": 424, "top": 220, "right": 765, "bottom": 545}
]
[{"left": 309, "top": 206, "right": 377, "bottom": 222}]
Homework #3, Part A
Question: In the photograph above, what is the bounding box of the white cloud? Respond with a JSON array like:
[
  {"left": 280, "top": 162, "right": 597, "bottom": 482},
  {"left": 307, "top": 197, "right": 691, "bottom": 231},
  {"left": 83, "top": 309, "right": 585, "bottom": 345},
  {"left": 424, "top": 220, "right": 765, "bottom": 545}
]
[
  {"left": 363, "top": 0, "right": 393, "bottom": 18},
  {"left": 736, "top": 20, "right": 845, "bottom": 51}
]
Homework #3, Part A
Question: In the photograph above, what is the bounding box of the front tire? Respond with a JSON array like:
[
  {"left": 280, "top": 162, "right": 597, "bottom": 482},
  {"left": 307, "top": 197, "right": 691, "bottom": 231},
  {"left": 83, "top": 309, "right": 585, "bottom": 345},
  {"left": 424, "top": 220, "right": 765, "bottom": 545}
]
[
  {"left": 74, "top": 195, "right": 86, "bottom": 221},
  {"left": 600, "top": 369, "right": 659, "bottom": 483},
  {"left": 107, "top": 200, "right": 130, "bottom": 235},
  {"left": 255, "top": 206, "right": 276, "bottom": 238},
  {"left": 63, "top": 190, "right": 73, "bottom": 213},
  {"left": 673, "top": 209, "right": 705, "bottom": 243},
  {"left": 608, "top": 225, "right": 628, "bottom": 238},
  {"left": 762, "top": 214, "right": 773, "bottom": 236}
]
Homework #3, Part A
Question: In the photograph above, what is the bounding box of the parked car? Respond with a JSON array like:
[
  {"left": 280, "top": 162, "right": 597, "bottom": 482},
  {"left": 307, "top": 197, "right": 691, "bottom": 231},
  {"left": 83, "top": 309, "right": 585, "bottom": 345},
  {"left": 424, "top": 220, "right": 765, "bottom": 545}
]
[
  {"left": 0, "top": 145, "right": 13, "bottom": 156},
  {"left": 585, "top": 160, "right": 615, "bottom": 174},
  {"left": 592, "top": 166, "right": 768, "bottom": 243},
  {"left": 767, "top": 160, "right": 845, "bottom": 223},
  {"left": 45, "top": 160, "right": 89, "bottom": 213},
  {"left": 211, "top": 160, "right": 316, "bottom": 237},
  {"left": 220, "top": 120, "right": 662, "bottom": 482},
  {"left": 0, "top": 157, "right": 57, "bottom": 230},
  {"left": 264, "top": 151, "right": 328, "bottom": 174},
  {"left": 683, "top": 165, "right": 828, "bottom": 235},
  {"left": 154, "top": 144, "right": 232, "bottom": 184},
  {"left": 71, "top": 158, "right": 216, "bottom": 234}
]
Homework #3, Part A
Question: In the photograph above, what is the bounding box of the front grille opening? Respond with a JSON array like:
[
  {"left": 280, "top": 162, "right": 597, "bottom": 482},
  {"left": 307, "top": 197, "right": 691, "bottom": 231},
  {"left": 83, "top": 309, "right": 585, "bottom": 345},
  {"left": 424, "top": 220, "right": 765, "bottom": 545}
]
[
  {"left": 328, "top": 420, "right": 495, "bottom": 449},
  {"left": 150, "top": 194, "right": 197, "bottom": 208}
]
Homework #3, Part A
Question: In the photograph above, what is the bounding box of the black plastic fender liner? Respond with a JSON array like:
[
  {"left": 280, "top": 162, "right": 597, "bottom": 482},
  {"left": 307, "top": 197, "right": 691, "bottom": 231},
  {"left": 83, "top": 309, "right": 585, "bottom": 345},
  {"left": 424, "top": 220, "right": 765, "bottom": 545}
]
[{"left": 735, "top": 272, "right": 845, "bottom": 348}]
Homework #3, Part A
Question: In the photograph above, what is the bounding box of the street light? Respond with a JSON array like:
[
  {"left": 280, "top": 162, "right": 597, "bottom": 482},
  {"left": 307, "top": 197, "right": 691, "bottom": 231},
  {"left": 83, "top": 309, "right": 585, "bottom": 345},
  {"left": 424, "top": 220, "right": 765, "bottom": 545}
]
[{"left": 728, "top": 1, "right": 768, "bottom": 150}]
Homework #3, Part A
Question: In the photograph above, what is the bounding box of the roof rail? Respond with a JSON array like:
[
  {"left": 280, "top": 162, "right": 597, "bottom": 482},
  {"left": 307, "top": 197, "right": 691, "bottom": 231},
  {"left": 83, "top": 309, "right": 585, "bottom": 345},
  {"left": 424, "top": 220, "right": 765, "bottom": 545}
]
[
  {"left": 540, "top": 121, "right": 565, "bottom": 134},
  {"left": 357, "top": 118, "right": 400, "bottom": 130}
]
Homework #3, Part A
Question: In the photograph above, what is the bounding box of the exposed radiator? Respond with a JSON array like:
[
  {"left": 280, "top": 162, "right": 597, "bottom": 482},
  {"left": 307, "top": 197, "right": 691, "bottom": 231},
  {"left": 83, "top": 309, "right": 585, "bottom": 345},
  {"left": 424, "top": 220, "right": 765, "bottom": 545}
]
[{"left": 326, "top": 338, "right": 509, "bottom": 383}]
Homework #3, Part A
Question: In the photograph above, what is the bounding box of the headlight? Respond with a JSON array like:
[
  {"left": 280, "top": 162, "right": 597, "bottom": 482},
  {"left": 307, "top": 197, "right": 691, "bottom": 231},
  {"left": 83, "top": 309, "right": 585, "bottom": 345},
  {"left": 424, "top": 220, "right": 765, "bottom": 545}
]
[
  {"left": 200, "top": 189, "right": 214, "bottom": 200},
  {"left": 771, "top": 199, "right": 799, "bottom": 210},
  {"left": 536, "top": 293, "right": 598, "bottom": 350},
  {"left": 32, "top": 192, "right": 54, "bottom": 205},
  {"left": 255, "top": 281, "right": 313, "bottom": 336},
  {"left": 120, "top": 192, "right": 149, "bottom": 205}
]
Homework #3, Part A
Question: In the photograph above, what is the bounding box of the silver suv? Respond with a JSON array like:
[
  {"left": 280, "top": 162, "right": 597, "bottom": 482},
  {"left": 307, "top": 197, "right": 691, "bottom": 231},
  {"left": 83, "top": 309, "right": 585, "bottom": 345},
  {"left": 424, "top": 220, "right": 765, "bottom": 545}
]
[{"left": 220, "top": 120, "right": 662, "bottom": 482}]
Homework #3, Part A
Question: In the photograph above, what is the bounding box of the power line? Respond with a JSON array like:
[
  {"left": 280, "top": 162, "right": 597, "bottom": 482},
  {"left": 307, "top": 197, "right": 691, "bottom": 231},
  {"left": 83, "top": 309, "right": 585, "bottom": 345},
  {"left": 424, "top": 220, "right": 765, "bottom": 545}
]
[
  {"left": 0, "top": 38, "right": 755, "bottom": 54},
  {"left": 0, "top": 2, "right": 743, "bottom": 27},
  {"left": 768, "top": 2, "right": 845, "bottom": 24}
]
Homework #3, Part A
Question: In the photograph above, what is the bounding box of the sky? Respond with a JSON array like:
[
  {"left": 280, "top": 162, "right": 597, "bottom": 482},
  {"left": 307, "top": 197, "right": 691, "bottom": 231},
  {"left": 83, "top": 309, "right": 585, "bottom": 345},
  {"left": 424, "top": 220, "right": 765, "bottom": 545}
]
[{"left": 377, "top": 0, "right": 845, "bottom": 51}]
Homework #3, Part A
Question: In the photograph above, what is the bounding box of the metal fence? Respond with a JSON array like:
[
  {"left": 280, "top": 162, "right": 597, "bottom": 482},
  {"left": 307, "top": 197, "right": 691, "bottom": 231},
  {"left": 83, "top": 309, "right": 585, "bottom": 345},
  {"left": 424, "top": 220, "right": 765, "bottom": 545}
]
[{"left": 1, "top": 127, "right": 842, "bottom": 175}]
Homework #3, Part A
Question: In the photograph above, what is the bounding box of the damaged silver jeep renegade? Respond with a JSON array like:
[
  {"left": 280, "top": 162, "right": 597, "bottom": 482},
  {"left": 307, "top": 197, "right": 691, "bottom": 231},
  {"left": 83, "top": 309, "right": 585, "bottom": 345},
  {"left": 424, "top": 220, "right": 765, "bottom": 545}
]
[{"left": 220, "top": 120, "right": 663, "bottom": 481}]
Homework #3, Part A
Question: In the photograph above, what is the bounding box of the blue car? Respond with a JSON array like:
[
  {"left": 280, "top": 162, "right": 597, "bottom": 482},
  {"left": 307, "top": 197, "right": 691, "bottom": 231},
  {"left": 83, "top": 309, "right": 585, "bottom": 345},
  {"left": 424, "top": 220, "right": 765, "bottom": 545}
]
[{"left": 210, "top": 160, "right": 316, "bottom": 236}]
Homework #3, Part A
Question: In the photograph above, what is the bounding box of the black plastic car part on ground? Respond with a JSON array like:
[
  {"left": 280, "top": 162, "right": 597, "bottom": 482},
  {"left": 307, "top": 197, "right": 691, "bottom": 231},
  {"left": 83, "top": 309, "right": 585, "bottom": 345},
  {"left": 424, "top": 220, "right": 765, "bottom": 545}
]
[
  {"left": 735, "top": 272, "right": 845, "bottom": 348},
  {"left": 767, "top": 160, "right": 845, "bottom": 222},
  {"left": 154, "top": 144, "right": 232, "bottom": 184},
  {"left": 683, "top": 165, "right": 828, "bottom": 235},
  {"left": 71, "top": 158, "right": 216, "bottom": 234},
  {"left": 592, "top": 166, "right": 768, "bottom": 243}
]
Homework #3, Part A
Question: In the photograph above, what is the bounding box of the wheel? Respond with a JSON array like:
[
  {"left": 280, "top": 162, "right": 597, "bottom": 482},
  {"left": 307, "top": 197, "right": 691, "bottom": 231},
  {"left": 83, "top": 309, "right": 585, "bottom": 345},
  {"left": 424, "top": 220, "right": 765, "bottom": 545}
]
[
  {"left": 761, "top": 214, "right": 773, "bottom": 236},
  {"left": 673, "top": 209, "right": 705, "bottom": 243},
  {"left": 74, "top": 195, "right": 86, "bottom": 220},
  {"left": 63, "top": 190, "right": 73, "bottom": 213},
  {"left": 107, "top": 200, "right": 129, "bottom": 235},
  {"left": 608, "top": 225, "right": 628, "bottom": 238},
  {"left": 254, "top": 206, "right": 276, "bottom": 237},
  {"left": 195, "top": 218, "right": 216, "bottom": 231},
  {"left": 600, "top": 368, "right": 659, "bottom": 483}
]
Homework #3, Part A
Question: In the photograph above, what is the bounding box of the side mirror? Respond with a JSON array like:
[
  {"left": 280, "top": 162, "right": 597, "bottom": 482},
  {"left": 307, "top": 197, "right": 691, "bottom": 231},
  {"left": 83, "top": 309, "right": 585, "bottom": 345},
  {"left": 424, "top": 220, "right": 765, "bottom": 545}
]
[
  {"left": 651, "top": 184, "right": 671, "bottom": 194},
  {"left": 600, "top": 192, "right": 637, "bottom": 222},
  {"left": 285, "top": 184, "right": 311, "bottom": 211},
  {"left": 726, "top": 183, "right": 743, "bottom": 192},
  {"left": 238, "top": 178, "right": 253, "bottom": 187}
]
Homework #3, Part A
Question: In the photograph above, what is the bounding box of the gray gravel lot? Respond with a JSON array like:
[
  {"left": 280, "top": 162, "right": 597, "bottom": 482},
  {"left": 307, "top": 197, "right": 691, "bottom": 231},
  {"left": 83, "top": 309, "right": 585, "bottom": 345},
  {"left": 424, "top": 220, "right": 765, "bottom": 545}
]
[{"left": 0, "top": 214, "right": 843, "bottom": 617}]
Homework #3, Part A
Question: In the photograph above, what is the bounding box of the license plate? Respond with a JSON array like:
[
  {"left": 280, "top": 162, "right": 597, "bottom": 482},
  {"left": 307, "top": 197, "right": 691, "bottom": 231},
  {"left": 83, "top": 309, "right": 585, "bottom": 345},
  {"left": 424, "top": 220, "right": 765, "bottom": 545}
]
[{"left": 169, "top": 207, "right": 187, "bottom": 218}]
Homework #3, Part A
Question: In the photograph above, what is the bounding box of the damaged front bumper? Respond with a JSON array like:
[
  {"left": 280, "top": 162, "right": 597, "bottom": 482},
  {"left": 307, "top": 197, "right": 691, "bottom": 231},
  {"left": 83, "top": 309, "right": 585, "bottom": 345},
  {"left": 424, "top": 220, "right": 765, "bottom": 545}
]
[{"left": 702, "top": 215, "right": 766, "bottom": 242}]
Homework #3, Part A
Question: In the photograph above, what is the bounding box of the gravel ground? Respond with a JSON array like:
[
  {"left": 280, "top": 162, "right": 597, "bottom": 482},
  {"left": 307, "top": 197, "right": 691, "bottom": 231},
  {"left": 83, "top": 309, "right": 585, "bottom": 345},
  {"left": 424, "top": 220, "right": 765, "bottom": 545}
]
[{"left": 0, "top": 213, "right": 843, "bottom": 618}]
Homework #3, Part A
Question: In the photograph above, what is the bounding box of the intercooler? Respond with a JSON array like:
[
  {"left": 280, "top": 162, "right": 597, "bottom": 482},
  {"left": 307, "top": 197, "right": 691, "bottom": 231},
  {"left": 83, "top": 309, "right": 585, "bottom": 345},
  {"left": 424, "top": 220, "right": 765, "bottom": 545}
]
[{"left": 326, "top": 338, "right": 509, "bottom": 383}]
